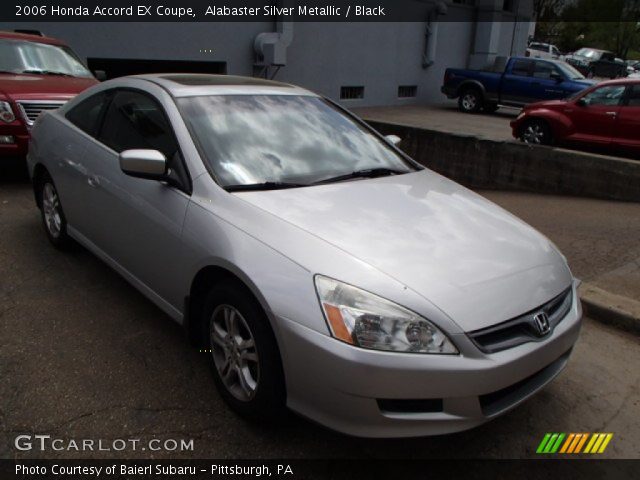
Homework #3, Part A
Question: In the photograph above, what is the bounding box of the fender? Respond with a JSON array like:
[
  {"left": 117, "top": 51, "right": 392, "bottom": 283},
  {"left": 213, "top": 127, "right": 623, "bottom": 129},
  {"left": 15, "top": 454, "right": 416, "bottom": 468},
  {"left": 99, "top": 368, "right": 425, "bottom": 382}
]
[
  {"left": 455, "top": 79, "right": 487, "bottom": 100},
  {"left": 523, "top": 108, "right": 574, "bottom": 138}
]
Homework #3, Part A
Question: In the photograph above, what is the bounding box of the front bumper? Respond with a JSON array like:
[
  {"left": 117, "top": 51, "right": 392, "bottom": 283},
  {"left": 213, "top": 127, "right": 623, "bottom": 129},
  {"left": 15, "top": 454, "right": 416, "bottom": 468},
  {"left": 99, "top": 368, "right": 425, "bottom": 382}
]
[{"left": 276, "top": 286, "right": 582, "bottom": 438}]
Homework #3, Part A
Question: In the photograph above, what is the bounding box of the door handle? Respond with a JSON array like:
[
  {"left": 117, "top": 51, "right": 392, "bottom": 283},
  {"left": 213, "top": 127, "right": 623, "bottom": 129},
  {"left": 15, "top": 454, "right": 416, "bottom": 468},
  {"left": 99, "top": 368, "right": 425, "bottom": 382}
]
[
  {"left": 87, "top": 175, "right": 100, "bottom": 188},
  {"left": 605, "top": 111, "right": 617, "bottom": 117}
]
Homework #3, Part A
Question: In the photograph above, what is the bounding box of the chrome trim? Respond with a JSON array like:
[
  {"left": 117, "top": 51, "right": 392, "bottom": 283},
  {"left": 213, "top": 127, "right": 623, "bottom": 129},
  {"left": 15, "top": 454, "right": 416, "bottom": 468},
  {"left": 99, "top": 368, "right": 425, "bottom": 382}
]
[
  {"left": 467, "top": 288, "right": 573, "bottom": 354},
  {"left": 17, "top": 100, "right": 67, "bottom": 127}
]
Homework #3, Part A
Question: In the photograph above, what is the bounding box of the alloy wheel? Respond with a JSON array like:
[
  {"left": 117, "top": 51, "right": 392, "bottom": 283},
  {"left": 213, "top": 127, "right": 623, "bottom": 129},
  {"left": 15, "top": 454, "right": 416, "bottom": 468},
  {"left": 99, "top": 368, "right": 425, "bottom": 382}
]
[
  {"left": 210, "top": 304, "right": 260, "bottom": 402},
  {"left": 42, "top": 183, "right": 62, "bottom": 238},
  {"left": 461, "top": 93, "right": 477, "bottom": 111},
  {"left": 522, "top": 123, "right": 545, "bottom": 144}
]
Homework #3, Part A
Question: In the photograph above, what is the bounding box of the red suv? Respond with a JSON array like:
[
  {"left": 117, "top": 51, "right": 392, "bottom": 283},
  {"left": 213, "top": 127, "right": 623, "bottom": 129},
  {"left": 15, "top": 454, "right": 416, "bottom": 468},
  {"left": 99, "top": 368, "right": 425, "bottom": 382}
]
[
  {"left": 0, "top": 31, "right": 98, "bottom": 158},
  {"left": 511, "top": 78, "right": 640, "bottom": 157}
]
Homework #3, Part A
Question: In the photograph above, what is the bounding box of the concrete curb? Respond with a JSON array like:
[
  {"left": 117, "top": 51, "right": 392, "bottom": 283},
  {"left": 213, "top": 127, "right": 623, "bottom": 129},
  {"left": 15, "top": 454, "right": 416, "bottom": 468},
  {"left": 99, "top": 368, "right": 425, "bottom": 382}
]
[{"left": 579, "top": 283, "right": 640, "bottom": 335}]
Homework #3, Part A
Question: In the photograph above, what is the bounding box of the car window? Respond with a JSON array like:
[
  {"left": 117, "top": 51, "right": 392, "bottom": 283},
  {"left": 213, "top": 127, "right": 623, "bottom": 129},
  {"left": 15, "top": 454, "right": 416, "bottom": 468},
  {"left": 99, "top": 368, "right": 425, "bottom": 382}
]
[
  {"left": 625, "top": 85, "right": 640, "bottom": 107},
  {"left": 65, "top": 91, "right": 109, "bottom": 136},
  {"left": 601, "top": 53, "right": 615, "bottom": 62},
  {"left": 177, "top": 95, "right": 414, "bottom": 187},
  {"left": 552, "top": 46, "right": 560, "bottom": 55},
  {"left": 511, "top": 60, "right": 531, "bottom": 77},
  {"left": 533, "top": 61, "right": 560, "bottom": 79},
  {"left": 530, "top": 43, "right": 546, "bottom": 52},
  {"left": 99, "top": 90, "right": 178, "bottom": 160},
  {"left": 581, "top": 85, "right": 626, "bottom": 106}
]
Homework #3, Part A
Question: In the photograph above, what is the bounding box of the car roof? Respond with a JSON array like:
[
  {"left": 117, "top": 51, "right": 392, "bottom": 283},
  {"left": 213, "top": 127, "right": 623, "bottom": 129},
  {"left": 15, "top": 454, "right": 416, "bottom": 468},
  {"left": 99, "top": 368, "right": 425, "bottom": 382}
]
[
  {"left": 128, "top": 74, "right": 317, "bottom": 97},
  {"left": 0, "top": 30, "right": 67, "bottom": 46},
  {"left": 595, "top": 77, "right": 640, "bottom": 86}
]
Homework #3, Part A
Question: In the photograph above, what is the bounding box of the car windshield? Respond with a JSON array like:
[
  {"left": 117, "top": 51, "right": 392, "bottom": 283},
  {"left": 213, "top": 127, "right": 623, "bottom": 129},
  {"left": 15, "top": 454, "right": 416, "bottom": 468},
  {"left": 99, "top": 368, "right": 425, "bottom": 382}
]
[
  {"left": 556, "top": 62, "right": 585, "bottom": 79},
  {"left": 574, "top": 48, "right": 601, "bottom": 59},
  {"left": 0, "top": 39, "right": 93, "bottom": 78},
  {"left": 177, "top": 95, "right": 415, "bottom": 188}
]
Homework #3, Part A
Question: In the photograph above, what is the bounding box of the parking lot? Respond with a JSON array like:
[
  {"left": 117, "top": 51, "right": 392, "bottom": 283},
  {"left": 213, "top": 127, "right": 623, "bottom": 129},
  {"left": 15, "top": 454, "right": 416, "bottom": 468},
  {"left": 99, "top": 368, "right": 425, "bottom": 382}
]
[{"left": 1, "top": 164, "right": 639, "bottom": 460}]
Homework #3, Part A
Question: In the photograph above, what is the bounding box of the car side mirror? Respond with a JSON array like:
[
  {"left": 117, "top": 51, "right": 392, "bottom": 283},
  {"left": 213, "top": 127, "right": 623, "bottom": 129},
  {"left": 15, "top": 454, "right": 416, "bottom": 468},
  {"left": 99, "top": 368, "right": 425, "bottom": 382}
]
[
  {"left": 93, "top": 70, "right": 107, "bottom": 81},
  {"left": 385, "top": 134, "right": 402, "bottom": 146},
  {"left": 550, "top": 73, "right": 563, "bottom": 83},
  {"left": 576, "top": 98, "right": 589, "bottom": 107},
  {"left": 119, "top": 149, "right": 167, "bottom": 180}
]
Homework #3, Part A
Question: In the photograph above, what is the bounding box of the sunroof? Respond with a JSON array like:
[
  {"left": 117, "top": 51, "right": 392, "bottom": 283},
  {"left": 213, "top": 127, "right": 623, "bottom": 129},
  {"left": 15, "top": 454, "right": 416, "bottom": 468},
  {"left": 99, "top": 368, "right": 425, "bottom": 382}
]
[{"left": 160, "top": 74, "right": 292, "bottom": 87}]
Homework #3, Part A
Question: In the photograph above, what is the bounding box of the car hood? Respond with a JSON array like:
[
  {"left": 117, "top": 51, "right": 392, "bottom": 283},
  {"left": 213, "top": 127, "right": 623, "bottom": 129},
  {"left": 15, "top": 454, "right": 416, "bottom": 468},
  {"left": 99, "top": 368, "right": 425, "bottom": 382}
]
[
  {"left": 526, "top": 99, "right": 568, "bottom": 110},
  {"left": 235, "top": 170, "right": 572, "bottom": 331},
  {"left": 0, "top": 73, "right": 97, "bottom": 100}
]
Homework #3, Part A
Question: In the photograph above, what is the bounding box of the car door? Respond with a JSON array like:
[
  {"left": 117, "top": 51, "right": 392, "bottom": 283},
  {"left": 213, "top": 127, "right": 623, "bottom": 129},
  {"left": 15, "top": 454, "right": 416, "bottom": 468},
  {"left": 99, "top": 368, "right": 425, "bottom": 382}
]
[
  {"left": 566, "top": 84, "right": 626, "bottom": 147},
  {"left": 530, "top": 61, "right": 566, "bottom": 101},
  {"left": 613, "top": 83, "right": 640, "bottom": 156},
  {"left": 81, "top": 88, "right": 192, "bottom": 312},
  {"left": 501, "top": 59, "right": 534, "bottom": 105}
]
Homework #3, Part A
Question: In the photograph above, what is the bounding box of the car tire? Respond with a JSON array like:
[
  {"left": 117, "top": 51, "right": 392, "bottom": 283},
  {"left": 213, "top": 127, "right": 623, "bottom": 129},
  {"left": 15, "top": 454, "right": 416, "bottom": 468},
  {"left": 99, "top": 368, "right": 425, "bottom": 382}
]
[
  {"left": 37, "top": 173, "right": 73, "bottom": 250},
  {"left": 483, "top": 102, "right": 499, "bottom": 113},
  {"left": 458, "top": 88, "right": 482, "bottom": 113},
  {"left": 203, "top": 280, "right": 286, "bottom": 420},
  {"left": 519, "top": 118, "right": 553, "bottom": 145}
]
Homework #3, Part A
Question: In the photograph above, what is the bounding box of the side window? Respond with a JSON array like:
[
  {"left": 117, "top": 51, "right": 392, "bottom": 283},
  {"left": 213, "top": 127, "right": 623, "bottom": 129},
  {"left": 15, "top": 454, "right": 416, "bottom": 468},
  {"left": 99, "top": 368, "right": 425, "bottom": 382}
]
[
  {"left": 601, "top": 53, "right": 614, "bottom": 62},
  {"left": 533, "top": 61, "right": 560, "bottom": 80},
  {"left": 65, "top": 91, "right": 109, "bottom": 137},
  {"left": 581, "top": 85, "right": 626, "bottom": 106},
  {"left": 511, "top": 60, "right": 532, "bottom": 77},
  {"left": 98, "top": 90, "right": 178, "bottom": 160},
  {"left": 98, "top": 90, "right": 190, "bottom": 193},
  {"left": 625, "top": 85, "right": 640, "bottom": 107}
]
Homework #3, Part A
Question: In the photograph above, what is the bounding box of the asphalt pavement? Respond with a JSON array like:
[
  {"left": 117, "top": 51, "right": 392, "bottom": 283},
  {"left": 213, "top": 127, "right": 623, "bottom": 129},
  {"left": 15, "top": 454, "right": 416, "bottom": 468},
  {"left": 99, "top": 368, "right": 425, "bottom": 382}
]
[{"left": 1, "top": 164, "right": 639, "bottom": 459}]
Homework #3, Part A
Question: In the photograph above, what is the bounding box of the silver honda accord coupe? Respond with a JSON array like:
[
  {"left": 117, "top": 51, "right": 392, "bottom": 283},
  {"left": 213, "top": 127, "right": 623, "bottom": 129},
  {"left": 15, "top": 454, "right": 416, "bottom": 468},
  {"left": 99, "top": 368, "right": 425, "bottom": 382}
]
[{"left": 27, "top": 74, "right": 582, "bottom": 437}]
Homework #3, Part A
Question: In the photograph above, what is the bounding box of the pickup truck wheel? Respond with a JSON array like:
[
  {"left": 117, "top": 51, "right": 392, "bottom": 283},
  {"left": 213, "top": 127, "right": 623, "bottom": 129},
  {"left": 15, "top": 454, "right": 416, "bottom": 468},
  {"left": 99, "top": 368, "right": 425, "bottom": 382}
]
[
  {"left": 520, "top": 119, "right": 552, "bottom": 145},
  {"left": 458, "top": 88, "right": 482, "bottom": 113}
]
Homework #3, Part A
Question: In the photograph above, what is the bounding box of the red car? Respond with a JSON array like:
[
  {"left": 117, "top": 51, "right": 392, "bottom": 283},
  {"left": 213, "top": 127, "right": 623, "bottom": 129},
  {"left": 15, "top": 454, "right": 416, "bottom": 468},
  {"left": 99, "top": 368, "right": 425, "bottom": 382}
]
[
  {"left": 511, "top": 78, "right": 640, "bottom": 157},
  {"left": 0, "top": 31, "right": 98, "bottom": 158}
]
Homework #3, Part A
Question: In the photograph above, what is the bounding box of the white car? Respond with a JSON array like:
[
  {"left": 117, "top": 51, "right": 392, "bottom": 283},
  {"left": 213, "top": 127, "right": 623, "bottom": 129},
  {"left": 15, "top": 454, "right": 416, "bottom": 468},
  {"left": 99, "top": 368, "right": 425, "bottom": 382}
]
[{"left": 526, "top": 42, "right": 561, "bottom": 60}]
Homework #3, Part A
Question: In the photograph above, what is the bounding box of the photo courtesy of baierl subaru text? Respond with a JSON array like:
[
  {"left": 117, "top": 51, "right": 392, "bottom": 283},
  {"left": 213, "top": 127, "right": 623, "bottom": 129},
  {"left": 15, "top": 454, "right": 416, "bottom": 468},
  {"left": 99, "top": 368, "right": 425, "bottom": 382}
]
[{"left": 0, "top": 0, "right": 638, "bottom": 479}]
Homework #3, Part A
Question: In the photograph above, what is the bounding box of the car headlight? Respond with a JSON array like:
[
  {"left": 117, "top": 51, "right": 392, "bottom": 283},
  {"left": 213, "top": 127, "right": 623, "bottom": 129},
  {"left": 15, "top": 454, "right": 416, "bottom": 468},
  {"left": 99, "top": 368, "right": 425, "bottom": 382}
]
[
  {"left": 314, "top": 275, "right": 458, "bottom": 354},
  {"left": 0, "top": 101, "right": 15, "bottom": 123}
]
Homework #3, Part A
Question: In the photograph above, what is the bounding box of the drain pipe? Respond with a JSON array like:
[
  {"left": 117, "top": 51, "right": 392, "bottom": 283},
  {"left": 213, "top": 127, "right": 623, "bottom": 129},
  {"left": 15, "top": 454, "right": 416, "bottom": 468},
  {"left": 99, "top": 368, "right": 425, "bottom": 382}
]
[
  {"left": 254, "top": 3, "right": 294, "bottom": 79},
  {"left": 422, "top": 1, "right": 448, "bottom": 68}
]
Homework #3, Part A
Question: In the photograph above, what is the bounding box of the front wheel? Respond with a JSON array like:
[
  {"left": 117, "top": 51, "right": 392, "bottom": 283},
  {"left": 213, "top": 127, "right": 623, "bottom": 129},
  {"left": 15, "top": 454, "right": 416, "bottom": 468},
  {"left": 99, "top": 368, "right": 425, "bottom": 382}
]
[
  {"left": 203, "top": 281, "right": 286, "bottom": 420},
  {"left": 38, "top": 174, "right": 73, "bottom": 249},
  {"left": 458, "top": 88, "right": 482, "bottom": 113},
  {"left": 519, "top": 119, "right": 553, "bottom": 145}
]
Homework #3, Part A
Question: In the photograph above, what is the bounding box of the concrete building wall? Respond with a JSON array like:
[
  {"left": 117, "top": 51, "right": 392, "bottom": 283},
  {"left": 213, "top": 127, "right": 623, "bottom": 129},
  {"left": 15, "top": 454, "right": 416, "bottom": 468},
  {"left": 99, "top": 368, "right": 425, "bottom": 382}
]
[{"left": 0, "top": 15, "right": 532, "bottom": 106}]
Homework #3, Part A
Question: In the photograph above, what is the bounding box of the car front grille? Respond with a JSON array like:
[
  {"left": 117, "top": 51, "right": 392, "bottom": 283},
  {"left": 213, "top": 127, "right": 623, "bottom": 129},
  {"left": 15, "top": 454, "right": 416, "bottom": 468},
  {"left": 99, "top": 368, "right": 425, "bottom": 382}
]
[
  {"left": 17, "top": 100, "right": 67, "bottom": 127},
  {"left": 467, "top": 288, "right": 573, "bottom": 354}
]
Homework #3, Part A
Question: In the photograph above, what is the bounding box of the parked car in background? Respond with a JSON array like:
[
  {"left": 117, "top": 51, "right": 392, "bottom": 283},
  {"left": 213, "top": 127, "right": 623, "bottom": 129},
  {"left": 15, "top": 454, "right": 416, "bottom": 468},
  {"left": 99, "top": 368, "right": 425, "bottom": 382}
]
[
  {"left": 526, "top": 42, "right": 561, "bottom": 60},
  {"left": 0, "top": 31, "right": 98, "bottom": 158},
  {"left": 442, "top": 56, "right": 594, "bottom": 113},
  {"left": 511, "top": 78, "right": 640, "bottom": 157},
  {"left": 27, "top": 74, "right": 582, "bottom": 437},
  {"left": 564, "top": 48, "right": 627, "bottom": 78}
]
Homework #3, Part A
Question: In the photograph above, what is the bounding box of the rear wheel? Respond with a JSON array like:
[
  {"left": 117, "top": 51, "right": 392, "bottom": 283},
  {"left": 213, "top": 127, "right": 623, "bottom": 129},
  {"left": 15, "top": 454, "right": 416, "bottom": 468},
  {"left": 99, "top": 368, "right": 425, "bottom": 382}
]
[
  {"left": 458, "top": 88, "right": 482, "bottom": 113},
  {"left": 203, "top": 281, "right": 286, "bottom": 420},
  {"left": 519, "top": 118, "right": 553, "bottom": 145},
  {"left": 38, "top": 173, "right": 72, "bottom": 250}
]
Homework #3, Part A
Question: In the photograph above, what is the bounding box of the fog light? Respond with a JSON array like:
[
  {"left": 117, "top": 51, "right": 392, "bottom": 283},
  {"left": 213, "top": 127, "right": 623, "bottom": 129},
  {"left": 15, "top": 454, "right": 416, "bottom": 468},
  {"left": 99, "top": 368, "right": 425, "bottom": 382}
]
[{"left": 0, "top": 135, "right": 14, "bottom": 144}]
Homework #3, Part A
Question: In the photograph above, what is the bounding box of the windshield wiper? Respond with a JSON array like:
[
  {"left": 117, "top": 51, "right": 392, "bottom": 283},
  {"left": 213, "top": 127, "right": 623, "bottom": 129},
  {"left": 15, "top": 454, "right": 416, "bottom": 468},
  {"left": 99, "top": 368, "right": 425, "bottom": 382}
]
[
  {"left": 311, "top": 167, "right": 408, "bottom": 185},
  {"left": 225, "top": 181, "right": 308, "bottom": 192},
  {"left": 22, "top": 69, "right": 74, "bottom": 77}
]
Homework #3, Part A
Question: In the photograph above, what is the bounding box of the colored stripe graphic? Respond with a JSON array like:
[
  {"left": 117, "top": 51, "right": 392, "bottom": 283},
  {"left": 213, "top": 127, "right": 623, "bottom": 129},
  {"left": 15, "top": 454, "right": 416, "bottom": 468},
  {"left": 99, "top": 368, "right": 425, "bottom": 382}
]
[{"left": 538, "top": 433, "right": 613, "bottom": 454}]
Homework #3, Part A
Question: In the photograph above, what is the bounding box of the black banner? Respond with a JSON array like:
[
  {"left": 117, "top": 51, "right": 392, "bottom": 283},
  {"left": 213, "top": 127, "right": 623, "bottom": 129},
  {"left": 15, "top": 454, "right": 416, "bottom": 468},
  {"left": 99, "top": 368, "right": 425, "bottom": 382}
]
[
  {"left": 2, "top": 459, "right": 639, "bottom": 480},
  {"left": 0, "top": 0, "right": 638, "bottom": 23}
]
